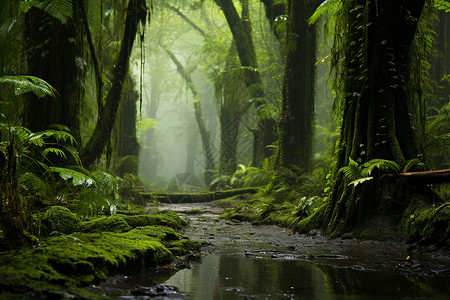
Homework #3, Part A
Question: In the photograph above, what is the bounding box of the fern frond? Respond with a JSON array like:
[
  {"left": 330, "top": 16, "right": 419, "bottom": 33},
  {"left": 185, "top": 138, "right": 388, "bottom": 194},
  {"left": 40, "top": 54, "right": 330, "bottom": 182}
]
[
  {"left": 42, "top": 147, "right": 67, "bottom": 159},
  {"left": 37, "top": 0, "right": 73, "bottom": 24},
  {"left": 256, "top": 104, "right": 280, "bottom": 121},
  {"left": 348, "top": 176, "right": 373, "bottom": 187},
  {"left": 360, "top": 159, "right": 401, "bottom": 176},
  {"left": 0, "top": 75, "right": 58, "bottom": 98},
  {"left": 19, "top": 172, "right": 54, "bottom": 198},
  {"left": 30, "top": 129, "right": 78, "bottom": 146},
  {"left": 50, "top": 166, "right": 94, "bottom": 186},
  {"left": 403, "top": 158, "right": 425, "bottom": 172},
  {"left": 308, "top": 0, "right": 342, "bottom": 25},
  {"left": 339, "top": 158, "right": 362, "bottom": 182},
  {"left": 435, "top": 0, "right": 450, "bottom": 12}
]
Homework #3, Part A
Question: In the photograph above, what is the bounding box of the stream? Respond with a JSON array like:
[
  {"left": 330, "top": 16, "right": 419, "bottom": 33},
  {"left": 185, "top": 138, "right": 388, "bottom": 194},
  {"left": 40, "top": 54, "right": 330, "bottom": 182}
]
[{"left": 87, "top": 203, "right": 450, "bottom": 299}]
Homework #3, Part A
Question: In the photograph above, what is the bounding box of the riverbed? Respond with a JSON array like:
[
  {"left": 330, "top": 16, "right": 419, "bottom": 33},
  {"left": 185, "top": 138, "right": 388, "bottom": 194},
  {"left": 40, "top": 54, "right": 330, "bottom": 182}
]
[{"left": 88, "top": 202, "right": 450, "bottom": 299}]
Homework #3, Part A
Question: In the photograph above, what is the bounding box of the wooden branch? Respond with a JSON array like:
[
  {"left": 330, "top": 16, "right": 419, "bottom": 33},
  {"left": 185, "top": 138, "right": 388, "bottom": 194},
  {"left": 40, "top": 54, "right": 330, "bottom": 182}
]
[
  {"left": 140, "top": 187, "right": 260, "bottom": 203},
  {"left": 396, "top": 169, "right": 450, "bottom": 184}
]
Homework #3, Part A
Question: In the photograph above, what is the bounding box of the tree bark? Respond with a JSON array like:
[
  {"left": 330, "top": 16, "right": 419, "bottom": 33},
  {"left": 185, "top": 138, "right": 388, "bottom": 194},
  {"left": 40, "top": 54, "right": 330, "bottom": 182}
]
[
  {"left": 24, "top": 2, "right": 84, "bottom": 143},
  {"left": 80, "top": 0, "right": 147, "bottom": 167},
  {"left": 215, "top": 0, "right": 276, "bottom": 165},
  {"left": 323, "top": 0, "right": 427, "bottom": 234},
  {"left": 277, "top": 0, "right": 317, "bottom": 174}
]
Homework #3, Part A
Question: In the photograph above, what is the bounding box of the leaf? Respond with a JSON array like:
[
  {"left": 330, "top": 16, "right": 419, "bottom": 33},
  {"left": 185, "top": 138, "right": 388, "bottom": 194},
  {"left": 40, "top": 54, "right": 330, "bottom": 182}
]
[
  {"left": 403, "top": 158, "right": 425, "bottom": 172},
  {"left": 308, "top": 0, "right": 341, "bottom": 25},
  {"left": 434, "top": 0, "right": 450, "bottom": 12},
  {"left": 42, "top": 147, "right": 67, "bottom": 159},
  {"left": 37, "top": 0, "right": 73, "bottom": 24},
  {"left": 339, "top": 158, "right": 362, "bottom": 183},
  {"left": 0, "top": 75, "right": 58, "bottom": 98},
  {"left": 360, "top": 159, "right": 400, "bottom": 176},
  {"left": 50, "top": 166, "right": 94, "bottom": 186},
  {"left": 348, "top": 176, "right": 373, "bottom": 187}
]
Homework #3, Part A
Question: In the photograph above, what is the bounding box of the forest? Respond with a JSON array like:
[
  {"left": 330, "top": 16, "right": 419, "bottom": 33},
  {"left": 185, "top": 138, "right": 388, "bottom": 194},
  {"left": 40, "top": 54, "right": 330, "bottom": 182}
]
[{"left": 0, "top": 0, "right": 450, "bottom": 298}]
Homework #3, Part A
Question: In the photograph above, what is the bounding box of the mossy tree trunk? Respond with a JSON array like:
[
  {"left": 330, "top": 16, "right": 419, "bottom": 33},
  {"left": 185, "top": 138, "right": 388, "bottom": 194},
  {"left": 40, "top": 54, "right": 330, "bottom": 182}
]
[
  {"left": 215, "top": 0, "right": 276, "bottom": 165},
  {"left": 80, "top": 0, "right": 147, "bottom": 167},
  {"left": 163, "top": 46, "right": 216, "bottom": 185},
  {"left": 323, "top": 0, "right": 427, "bottom": 235},
  {"left": 24, "top": 2, "right": 84, "bottom": 143},
  {"left": 217, "top": 45, "right": 247, "bottom": 174},
  {"left": 116, "top": 74, "right": 140, "bottom": 176},
  {"left": 277, "top": 0, "right": 317, "bottom": 174},
  {"left": 259, "top": 0, "right": 286, "bottom": 42}
]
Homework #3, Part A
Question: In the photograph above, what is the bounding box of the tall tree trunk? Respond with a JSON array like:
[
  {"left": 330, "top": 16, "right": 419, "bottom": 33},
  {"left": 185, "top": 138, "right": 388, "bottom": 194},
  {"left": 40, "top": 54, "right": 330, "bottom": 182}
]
[
  {"left": 116, "top": 73, "right": 140, "bottom": 176},
  {"left": 323, "top": 0, "right": 427, "bottom": 235},
  {"left": 277, "top": 0, "right": 317, "bottom": 174},
  {"left": 215, "top": 0, "right": 276, "bottom": 165},
  {"left": 80, "top": 0, "right": 147, "bottom": 167},
  {"left": 163, "top": 46, "right": 216, "bottom": 184},
  {"left": 24, "top": 2, "right": 84, "bottom": 143},
  {"left": 217, "top": 45, "right": 246, "bottom": 174}
]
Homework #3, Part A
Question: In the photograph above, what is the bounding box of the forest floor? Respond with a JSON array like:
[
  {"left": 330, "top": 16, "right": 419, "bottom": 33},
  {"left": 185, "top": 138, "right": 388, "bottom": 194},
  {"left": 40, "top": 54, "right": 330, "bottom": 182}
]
[
  {"left": 83, "top": 198, "right": 450, "bottom": 299},
  {"left": 161, "top": 201, "right": 450, "bottom": 276}
]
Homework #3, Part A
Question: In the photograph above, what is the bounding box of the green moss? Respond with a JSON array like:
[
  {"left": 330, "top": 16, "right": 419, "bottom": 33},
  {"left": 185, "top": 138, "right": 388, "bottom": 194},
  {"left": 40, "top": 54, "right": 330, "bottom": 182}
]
[
  {"left": 0, "top": 226, "right": 180, "bottom": 298},
  {"left": 402, "top": 202, "right": 450, "bottom": 247},
  {"left": 79, "top": 215, "right": 132, "bottom": 233},
  {"left": 39, "top": 206, "right": 79, "bottom": 236},
  {"left": 130, "top": 226, "right": 203, "bottom": 255}
]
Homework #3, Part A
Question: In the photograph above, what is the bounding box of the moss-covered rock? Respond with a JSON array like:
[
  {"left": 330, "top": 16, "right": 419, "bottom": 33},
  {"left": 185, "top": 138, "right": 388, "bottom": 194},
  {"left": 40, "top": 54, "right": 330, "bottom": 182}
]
[
  {"left": 40, "top": 206, "right": 79, "bottom": 236},
  {"left": 0, "top": 223, "right": 202, "bottom": 299},
  {"left": 402, "top": 202, "right": 450, "bottom": 248},
  {"left": 79, "top": 215, "right": 132, "bottom": 233}
]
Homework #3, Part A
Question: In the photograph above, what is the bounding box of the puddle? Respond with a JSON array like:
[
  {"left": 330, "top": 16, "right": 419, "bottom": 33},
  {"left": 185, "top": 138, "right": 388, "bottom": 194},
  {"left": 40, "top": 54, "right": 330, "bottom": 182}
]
[{"left": 88, "top": 203, "right": 450, "bottom": 299}]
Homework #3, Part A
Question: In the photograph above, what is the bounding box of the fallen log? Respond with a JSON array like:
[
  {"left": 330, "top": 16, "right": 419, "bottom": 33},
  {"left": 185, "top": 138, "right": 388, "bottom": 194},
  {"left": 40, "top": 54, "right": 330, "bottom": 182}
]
[
  {"left": 140, "top": 187, "right": 260, "bottom": 204},
  {"left": 390, "top": 168, "right": 450, "bottom": 184}
]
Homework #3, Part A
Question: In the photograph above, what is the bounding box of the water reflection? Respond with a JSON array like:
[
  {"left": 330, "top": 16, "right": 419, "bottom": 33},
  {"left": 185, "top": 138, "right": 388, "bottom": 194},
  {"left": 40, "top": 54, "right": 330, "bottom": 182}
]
[{"left": 163, "top": 253, "right": 450, "bottom": 300}]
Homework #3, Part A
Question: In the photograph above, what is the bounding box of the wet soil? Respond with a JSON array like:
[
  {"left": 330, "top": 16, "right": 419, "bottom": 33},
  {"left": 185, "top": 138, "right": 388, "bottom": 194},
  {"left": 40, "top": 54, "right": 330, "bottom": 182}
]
[
  {"left": 164, "top": 203, "right": 450, "bottom": 276},
  {"left": 87, "top": 202, "right": 450, "bottom": 299}
]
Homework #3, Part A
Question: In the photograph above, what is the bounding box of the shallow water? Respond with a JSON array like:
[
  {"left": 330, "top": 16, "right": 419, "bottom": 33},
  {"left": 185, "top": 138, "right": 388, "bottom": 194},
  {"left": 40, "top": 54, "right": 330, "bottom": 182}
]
[{"left": 89, "top": 203, "right": 450, "bottom": 299}]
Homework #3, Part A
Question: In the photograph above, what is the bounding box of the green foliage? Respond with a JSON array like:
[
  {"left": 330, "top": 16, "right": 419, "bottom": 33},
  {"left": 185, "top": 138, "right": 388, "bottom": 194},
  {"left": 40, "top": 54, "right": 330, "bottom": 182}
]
[
  {"left": 211, "top": 158, "right": 274, "bottom": 189},
  {"left": 434, "top": 0, "right": 450, "bottom": 12},
  {"left": 19, "top": 0, "right": 73, "bottom": 24},
  {"left": 308, "top": 0, "right": 341, "bottom": 25},
  {"left": 339, "top": 158, "right": 402, "bottom": 187},
  {"left": 256, "top": 103, "right": 280, "bottom": 121},
  {"left": 0, "top": 75, "right": 58, "bottom": 98}
]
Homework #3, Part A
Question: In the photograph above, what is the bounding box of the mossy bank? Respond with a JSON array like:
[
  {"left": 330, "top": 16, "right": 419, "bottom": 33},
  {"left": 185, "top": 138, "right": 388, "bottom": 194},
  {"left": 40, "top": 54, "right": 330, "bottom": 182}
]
[{"left": 0, "top": 206, "right": 202, "bottom": 299}]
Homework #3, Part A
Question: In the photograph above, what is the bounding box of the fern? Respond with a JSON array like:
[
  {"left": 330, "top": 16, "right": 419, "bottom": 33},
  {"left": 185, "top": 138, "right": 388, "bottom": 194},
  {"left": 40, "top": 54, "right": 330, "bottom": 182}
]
[
  {"left": 256, "top": 104, "right": 280, "bottom": 121},
  {"left": 340, "top": 158, "right": 401, "bottom": 186},
  {"left": 308, "top": 0, "right": 342, "bottom": 25},
  {"left": 50, "top": 166, "right": 94, "bottom": 186},
  {"left": 435, "top": 0, "right": 450, "bottom": 12},
  {"left": 403, "top": 158, "right": 425, "bottom": 172},
  {"left": 339, "top": 157, "right": 362, "bottom": 183},
  {"left": 19, "top": 172, "right": 54, "bottom": 198},
  {"left": 20, "top": 0, "right": 73, "bottom": 24},
  {"left": 0, "top": 75, "right": 58, "bottom": 98},
  {"left": 360, "top": 159, "right": 401, "bottom": 177}
]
